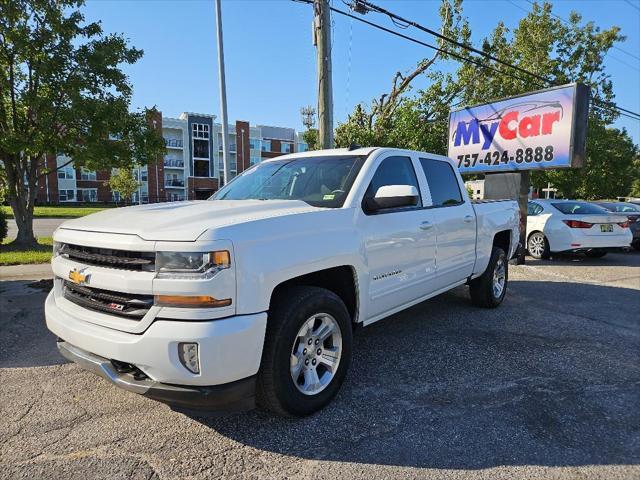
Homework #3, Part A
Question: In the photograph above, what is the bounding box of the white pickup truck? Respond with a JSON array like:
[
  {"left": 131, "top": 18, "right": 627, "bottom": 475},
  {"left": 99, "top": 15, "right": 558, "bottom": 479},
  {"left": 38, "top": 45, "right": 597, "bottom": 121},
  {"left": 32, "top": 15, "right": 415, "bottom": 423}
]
[{"left": 46, "top": 147, "right": 519, "bottom": 416}]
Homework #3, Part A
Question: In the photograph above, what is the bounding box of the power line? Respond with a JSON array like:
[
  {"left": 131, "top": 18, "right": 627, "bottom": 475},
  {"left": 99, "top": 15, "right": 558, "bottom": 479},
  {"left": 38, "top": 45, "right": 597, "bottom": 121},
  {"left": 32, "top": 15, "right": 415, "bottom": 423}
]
[
  {"left": 300, "top": 0, "right": 541, "bottom": 84},
  {"left": 294, "top": 0, "right": 640, "bottom": 121},
  {"left": 352, "top": 0, "right": 554, "bottom": 86},
  {"left": 625, "top": 0, "right": 640, "bottom": 12},
  {"left": 347, "top": 0, "right": 640, "bottom": 120}
]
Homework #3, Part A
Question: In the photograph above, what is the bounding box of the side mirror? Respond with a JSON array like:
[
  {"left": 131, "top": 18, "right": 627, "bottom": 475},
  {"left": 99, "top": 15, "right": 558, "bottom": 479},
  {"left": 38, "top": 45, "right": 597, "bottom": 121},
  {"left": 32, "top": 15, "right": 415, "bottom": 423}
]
[{"left": 365, "top": 185, "right": 419, "bottom": 212}]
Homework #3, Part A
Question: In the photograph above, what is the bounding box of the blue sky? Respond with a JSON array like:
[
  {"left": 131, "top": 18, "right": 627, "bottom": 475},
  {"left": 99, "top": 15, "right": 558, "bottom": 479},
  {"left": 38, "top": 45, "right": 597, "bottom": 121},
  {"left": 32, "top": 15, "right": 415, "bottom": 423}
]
[{"left": 83, "top": 0, "right": 640, "bottom": 143}]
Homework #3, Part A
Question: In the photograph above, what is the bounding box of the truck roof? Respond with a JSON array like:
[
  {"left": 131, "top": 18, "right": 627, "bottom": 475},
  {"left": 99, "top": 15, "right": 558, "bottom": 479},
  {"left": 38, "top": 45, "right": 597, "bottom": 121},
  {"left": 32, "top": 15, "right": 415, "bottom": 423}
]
[
  {"left": 263, "top": 147, "right": 453, "bottom": 163},
  {"left": 262, "top": 147, "right": 379, "bottom": 162}
]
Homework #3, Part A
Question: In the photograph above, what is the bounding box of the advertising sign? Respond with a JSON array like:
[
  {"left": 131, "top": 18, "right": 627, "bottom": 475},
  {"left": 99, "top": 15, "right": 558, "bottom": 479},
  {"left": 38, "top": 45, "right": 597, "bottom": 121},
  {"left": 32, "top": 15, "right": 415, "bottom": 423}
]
[{"left": 448, "top": 83, "right": 590, "bottom": 173}]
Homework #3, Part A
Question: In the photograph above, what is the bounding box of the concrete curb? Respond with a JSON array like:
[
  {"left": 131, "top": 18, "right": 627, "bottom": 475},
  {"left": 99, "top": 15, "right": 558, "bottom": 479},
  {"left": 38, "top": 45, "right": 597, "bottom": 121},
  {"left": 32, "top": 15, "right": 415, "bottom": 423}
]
[{"left": 0, "top": 263, "right": 53, "bottom": 281}]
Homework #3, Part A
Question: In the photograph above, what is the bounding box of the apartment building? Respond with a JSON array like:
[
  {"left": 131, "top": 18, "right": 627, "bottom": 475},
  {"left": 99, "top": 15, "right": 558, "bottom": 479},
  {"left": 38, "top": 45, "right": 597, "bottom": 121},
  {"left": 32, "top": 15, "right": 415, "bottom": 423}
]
[{"left": 36, "top": 111, "right": 308, "bottom": 204}]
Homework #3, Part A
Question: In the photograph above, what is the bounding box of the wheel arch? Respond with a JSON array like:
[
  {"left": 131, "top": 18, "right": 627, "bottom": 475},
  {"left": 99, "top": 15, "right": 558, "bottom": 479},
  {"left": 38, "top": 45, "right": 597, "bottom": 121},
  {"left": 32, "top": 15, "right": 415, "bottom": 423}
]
[
  {"left": 269, "top": 265, "right": 359, "bottom": 324},
  {"left": 493, "top": 229, "right": 511, "bottom": 255}
]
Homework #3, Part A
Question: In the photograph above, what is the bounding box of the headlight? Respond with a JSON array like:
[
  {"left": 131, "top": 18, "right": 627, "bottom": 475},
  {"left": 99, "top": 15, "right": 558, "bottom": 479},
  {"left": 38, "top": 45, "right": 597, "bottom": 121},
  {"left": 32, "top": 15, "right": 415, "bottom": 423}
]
[
  {"left": 155, "top": 250, "right": 230, "bottom": 279},
  {"left": 53, "top": 241, "right": 63, "bottom": 257}
]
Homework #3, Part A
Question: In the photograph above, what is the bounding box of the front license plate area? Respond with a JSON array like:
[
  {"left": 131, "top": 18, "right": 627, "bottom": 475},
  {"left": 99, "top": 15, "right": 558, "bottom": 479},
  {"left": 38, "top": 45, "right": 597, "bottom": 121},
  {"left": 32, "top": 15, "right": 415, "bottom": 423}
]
[{"left": 600, "top": 224, "right": 613, "bottom": 233}]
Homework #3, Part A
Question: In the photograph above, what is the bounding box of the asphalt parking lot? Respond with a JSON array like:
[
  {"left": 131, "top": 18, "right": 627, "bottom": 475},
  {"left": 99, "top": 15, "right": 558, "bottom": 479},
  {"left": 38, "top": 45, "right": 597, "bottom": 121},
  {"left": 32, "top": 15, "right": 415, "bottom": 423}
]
[{"left": 1, "top": 252, "right": 639, "bottom": 480}]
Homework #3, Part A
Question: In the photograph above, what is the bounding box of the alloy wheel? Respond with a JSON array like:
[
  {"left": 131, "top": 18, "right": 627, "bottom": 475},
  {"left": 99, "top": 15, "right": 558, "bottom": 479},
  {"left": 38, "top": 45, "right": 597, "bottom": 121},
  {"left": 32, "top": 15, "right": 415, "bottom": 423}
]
[
  {"left": 492, "top": 255, "right": 506, "bottom": 298},
  {"left": 290, "top": 313, "right": 342, "bottom": 396},
  {"left": 528, "top": 233, "right": 546, "bottom": 258}
]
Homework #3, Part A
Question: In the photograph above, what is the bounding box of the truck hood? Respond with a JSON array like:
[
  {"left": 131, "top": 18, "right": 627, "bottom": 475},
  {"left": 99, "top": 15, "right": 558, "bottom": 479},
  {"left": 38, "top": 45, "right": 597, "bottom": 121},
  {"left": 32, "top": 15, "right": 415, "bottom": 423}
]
[{"left": 59, "top": 200, "right": 320, "bottom": 241}]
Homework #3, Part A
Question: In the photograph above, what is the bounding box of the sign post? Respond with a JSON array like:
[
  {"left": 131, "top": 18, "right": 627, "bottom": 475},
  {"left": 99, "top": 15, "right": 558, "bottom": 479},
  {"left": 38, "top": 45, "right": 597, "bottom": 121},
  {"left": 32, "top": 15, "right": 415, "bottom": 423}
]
[{"left": 448, "top": 83, "right": 590, "bottom": 263}]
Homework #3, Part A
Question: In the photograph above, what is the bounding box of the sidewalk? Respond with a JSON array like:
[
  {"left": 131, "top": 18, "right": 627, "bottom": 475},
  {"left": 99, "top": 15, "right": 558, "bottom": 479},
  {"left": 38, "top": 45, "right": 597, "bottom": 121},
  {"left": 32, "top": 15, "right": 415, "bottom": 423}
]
[{"left": 0, "top": 263, "right": 53, "bottom": 281}]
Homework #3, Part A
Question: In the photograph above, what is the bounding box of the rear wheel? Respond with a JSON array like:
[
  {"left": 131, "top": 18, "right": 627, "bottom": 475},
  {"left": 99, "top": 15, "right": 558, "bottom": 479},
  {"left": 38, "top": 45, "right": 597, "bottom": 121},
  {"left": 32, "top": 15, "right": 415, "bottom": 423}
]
[
  {"left": 527, "top": 232, "right": 551, "bottom": 259},
  {"left": 632, "top": 241, "right": 640, "bottom": 251},
  {"left": 585, "top": 249, "right": 607, "bottom": 258},
  {"left": 257, "top": 286, "right": 352, "bottom": 417},
  {"left": 469, "top": 246, "right": 508, "bottom": 308}
]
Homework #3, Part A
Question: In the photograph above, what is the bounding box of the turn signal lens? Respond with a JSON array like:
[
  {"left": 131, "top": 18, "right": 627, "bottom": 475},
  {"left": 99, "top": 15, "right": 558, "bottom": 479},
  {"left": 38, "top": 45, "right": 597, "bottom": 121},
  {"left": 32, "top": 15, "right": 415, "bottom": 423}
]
[
  {"left": 155, "top": 295, "right": 232, "bottom": 308},
  {"left": 617, "top": 221, "right": 629, "bottom": 229},
  {"left": 212, "top": 250, "right": 231, "bottom": 269},
  {"left": 563, "top": 220, "right": 593, "bottom": 228}
]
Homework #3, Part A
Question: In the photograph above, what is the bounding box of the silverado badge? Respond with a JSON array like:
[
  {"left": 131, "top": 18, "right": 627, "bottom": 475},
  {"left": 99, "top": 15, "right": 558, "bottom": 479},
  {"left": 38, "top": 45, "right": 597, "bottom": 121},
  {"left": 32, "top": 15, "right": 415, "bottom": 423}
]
[{"left": 68, "top": 268, "right": 88, "bottom": 285}]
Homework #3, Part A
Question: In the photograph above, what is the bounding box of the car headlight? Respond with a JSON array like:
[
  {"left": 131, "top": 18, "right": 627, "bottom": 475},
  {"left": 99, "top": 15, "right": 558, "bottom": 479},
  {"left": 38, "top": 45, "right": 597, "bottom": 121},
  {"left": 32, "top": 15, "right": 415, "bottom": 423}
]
[
  {"left": 53, "top": 241, "right": 63, "bottom": 257},
  {"left": 156, "top": 250, "right": 230, "bottom": 279}
]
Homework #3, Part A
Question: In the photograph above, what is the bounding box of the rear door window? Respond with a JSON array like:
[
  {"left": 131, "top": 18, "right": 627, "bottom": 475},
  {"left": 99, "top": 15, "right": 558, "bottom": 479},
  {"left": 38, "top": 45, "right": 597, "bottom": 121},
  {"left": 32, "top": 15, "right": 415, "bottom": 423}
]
[
  {"left": 528, "top": 202, "right": 543, "bottom": 215},
  {"left": 419, "top": 158, "right": 463, "bottom": 207}
]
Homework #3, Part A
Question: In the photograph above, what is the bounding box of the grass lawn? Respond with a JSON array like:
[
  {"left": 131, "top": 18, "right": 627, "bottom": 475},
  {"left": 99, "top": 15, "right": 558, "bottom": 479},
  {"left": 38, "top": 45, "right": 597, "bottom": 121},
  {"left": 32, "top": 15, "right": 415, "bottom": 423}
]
[
  {"left": 0, "top": 237, "right": 53, "bottom": 265},
  {"left": 1, "top": 205, "right": 109, "bottom": 219}
]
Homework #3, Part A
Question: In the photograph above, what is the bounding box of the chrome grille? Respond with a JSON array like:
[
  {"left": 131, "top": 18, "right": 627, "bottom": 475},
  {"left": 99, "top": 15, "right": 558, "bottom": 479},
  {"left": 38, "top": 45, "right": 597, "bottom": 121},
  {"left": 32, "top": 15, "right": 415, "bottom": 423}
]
[
  {"left": 60, "top": 243, "right": 155, "bottom": 271},
  {"left": 63, "top": 281, "right": 154, "bottom": 319}
]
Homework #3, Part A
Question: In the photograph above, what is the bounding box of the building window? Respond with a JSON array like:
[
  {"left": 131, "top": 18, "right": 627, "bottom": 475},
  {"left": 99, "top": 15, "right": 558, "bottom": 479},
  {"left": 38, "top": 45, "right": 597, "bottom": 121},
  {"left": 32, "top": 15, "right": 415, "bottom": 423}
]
[
  {"left": 80, "top": 168, "right": 97, "bottom": 181},
  {"left": 250, "top": 156, "right": 261, "bottom": 166},
  {"left": 57, "top": 165, "right": 75, "bottom": 180},
  {"left": 261, "top": 140, "right": 271, "bottom": 152},
  {"left": 281, "top": 142, "right": 292, "bottom": 154},
  {"left": 193, "top": 139, "right": 209, "bottom": 159},
  {"left": 112, "top": 191, "right": 121, "bottom": 202},
  {"left": 141, "top": 169, "right": 148, "bottom": 182},
  {"left": 249, "top": 138, "right": 261, "bottom": 150},
  {"left": 194, "top": 159, "right": 209, "bottom": 177},
  {"left": 192, "top": 123, "right": 209, "bottom": 139},
  {"left": 297, "top": 142, "right": 308, "bottom": 152},
  {"left": 59, "top": 189, "right": 75, "bottom": 202},
  {"left": 77, "top": 188, "right": 98, "bottom": 202}
]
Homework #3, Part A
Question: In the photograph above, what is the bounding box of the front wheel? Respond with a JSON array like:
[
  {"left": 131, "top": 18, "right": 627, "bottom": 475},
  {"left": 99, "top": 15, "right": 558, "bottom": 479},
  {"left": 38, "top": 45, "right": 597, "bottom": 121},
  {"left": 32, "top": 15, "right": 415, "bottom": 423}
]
[
  {"left": 469, "top": 246, "right": 508, "bottom": 308},
  {"left": 257, "top": 286, "right": 352, "bottom": 417}
]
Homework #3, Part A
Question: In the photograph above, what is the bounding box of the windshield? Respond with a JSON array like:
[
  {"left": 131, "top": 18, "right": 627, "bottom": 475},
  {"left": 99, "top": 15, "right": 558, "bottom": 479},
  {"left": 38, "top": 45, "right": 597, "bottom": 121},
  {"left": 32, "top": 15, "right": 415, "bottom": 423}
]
[
  {"left": 599, "top": 202, "right": 640, "bottom": 213},
  {"left": 211, "top": 155, "right": 366, "bottom": 208},
  {"left": 551, "top": 202, "right": 609, "bottom": 215}
]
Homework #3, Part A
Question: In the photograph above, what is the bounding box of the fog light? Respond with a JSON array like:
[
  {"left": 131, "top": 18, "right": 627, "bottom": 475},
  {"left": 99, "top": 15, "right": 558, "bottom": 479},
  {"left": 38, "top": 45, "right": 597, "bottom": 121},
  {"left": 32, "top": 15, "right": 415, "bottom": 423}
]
[{"left": 178, "top": 342, "right": 200, "bottom": 374}]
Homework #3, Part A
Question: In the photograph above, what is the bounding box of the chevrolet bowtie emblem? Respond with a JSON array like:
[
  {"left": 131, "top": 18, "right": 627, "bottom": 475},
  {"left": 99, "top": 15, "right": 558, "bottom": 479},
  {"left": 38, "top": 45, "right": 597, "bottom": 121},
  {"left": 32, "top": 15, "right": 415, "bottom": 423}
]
[{"left": 68, "top": 269, "right": 88, "bottom": 285}]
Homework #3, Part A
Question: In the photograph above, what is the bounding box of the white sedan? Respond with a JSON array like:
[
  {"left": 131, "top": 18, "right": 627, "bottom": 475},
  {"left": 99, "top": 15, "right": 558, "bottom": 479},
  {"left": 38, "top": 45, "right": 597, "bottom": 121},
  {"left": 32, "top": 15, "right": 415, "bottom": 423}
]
[{"left": 526, "top": 200, "right": 633, "bottom": 259}]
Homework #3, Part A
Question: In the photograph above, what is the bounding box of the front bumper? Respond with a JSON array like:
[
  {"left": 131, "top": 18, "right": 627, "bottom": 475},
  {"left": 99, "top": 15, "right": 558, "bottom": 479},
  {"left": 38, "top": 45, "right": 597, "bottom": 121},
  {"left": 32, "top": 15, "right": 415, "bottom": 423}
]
[
  {"left": 46, "top": 290, "right": 267, "bottom": 397},
  {"left": 57, "top": 340, "right": 256, "bottom": 411}
]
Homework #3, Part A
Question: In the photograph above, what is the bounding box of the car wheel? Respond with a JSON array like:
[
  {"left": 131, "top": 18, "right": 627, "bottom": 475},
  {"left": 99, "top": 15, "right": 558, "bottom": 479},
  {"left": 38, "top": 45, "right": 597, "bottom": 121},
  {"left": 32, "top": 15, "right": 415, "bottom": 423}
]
[
  {"left": 469, "top": 246, "right": 508, "bottom": 308},
  {"left": 633, "top": 241, "right": 640, "bottom": 251},
  {"left": 527, "top": 232, "right": 551, "bottom": 259},
  {"left": 585, "top": 249, "right": 607, "bottom": 258},
  {"left": 257, "top": 286, "right": 352, "bottom": 417}
]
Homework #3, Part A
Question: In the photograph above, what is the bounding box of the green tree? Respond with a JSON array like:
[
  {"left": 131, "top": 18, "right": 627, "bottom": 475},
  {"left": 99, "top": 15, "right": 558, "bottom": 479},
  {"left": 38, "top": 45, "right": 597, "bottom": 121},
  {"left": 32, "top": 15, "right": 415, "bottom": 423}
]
[
  {"left": 0, "top": 0, "right": 165, "bottom": 247},
  {"left": 541, "top": 123, "right": 638, "bottom": 199},
  {"left": 108, "top": 168, "right": 140, "bottom": 204},
  {"left": 336, "top": 1, "right": 637, "bottom": 198}
]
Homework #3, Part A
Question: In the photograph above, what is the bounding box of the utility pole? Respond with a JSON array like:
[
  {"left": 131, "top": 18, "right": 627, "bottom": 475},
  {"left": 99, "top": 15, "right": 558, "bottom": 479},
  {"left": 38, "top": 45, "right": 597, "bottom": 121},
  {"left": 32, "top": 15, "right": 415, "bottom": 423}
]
[
  {"left": 215, "top": 0, "right": 231, "bottom": 185},
  {"left": 313, "top": 0, "right": 334, "bottom": 149}
]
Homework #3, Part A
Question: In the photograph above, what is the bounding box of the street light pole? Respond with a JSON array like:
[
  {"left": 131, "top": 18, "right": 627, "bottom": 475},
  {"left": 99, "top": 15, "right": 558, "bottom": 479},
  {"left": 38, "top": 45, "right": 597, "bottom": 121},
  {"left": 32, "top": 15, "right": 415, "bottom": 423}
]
[{"left": 215, "top": 0, "right": 231, "bottom": 186}]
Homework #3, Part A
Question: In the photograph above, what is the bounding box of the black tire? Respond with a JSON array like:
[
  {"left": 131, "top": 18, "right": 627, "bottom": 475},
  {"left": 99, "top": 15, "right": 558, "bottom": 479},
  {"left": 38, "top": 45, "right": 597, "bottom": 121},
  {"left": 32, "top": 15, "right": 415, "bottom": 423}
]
[
  {"left": 585, "top": 249, "right": 607, "bottom": 258},
  {"left": 527, "top": 231, "right": 551, "bottom": 259},
  {"left": 469, "top": 246, "right": 508, "bottom": 308},
  {"left": 633, "top": 241, "right": 640, "bottom": 251},
  {"left": 256, "top": 286, "right": 352, "bottom": 417}
]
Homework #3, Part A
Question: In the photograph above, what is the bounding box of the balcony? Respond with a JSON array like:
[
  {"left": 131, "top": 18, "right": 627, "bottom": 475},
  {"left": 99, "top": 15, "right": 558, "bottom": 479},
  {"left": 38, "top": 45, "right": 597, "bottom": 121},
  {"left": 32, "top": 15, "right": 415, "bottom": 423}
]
[
  {"left": 165, "top": 179, "right": 185, "bottom": 188},
  {"left": 163, "top": 159, "right": 184, "bottom": 169},
  {"left": 164, "top": 138, "right": 183, "bottom": 149}
]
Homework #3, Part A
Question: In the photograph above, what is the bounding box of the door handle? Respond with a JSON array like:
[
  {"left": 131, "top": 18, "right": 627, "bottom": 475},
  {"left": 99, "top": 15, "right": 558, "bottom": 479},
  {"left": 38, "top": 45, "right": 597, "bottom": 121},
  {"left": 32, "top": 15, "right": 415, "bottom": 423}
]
[
  {"left": 463, "top": 215, "right": 474, "bottom": 223},
  {"left": 420, "top": 221, "right": 433, "bottom": 230}
]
